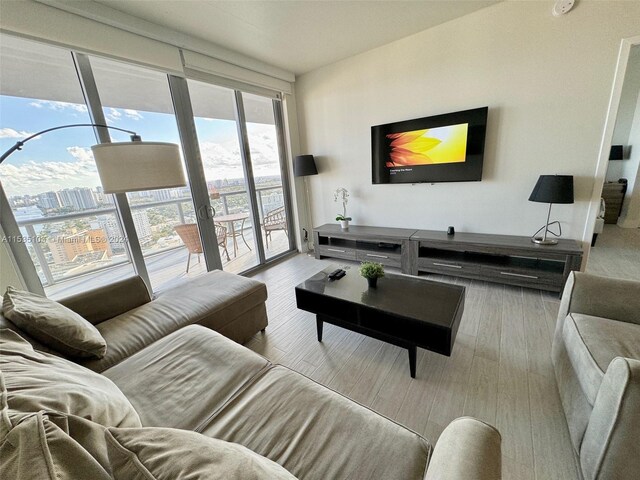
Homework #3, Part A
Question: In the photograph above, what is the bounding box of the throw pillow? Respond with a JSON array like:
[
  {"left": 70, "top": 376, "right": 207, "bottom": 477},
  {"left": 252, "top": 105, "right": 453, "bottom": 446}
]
[
  {"left": 0, "top": 411, "right": 111, "bottom": 480},
  {"left": 0, "top": 329, "right": 141, "bottom": 428},
  {"left": 2, "top": 286, "right": 106, "bottom": 359},
  {"left": 106, "top": 426, "right": 298, "bottom": 480}
]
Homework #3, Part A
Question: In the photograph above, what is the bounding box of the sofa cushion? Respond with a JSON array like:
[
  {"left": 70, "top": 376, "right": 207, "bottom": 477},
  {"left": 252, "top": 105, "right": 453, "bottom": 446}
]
[
  {"left": 59, "top": 275, "right": 151, "bottom": 325},
  {"left": 103, "top": 325, "right": 270, "bottom": 430},
  {"left": 78, "top": 270, "right": 268, "bottom": 372},
  {"left": 0, "top": 329, "right": 141, "bottom": 428},
  {"left": 199, "top": 365, "right": 432, "bottom": 480},
  {"left": 0, "top": 370, "right": 11, "bottom": 441},
  {"left": 0, "top": 411, "right": 111, "bottom": 480},
  {"left": 563, "top": 313, "right": 640, "bottom": 405},
  {"left": 2, "top": 287, "right": 106, "bottom": 359},
  {"left": 105, "top": 426, "right": 297, "bottom": 480}
]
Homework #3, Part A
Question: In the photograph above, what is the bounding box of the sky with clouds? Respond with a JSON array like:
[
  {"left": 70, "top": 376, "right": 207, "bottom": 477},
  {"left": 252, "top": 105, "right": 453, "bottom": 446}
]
[{"left": 0, "top": 95, "right": 282, "bottom": 197}]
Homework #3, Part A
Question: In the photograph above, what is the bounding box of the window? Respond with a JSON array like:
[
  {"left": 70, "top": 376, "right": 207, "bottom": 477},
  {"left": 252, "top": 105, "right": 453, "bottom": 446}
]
[
  {"left": 243, "top": 92, "right": 291, "bottom": 259},
  {"left": 91, "top": 57, "right": 202, "bottom": 289},
  {"left": 188, "top": 80, "right": 260, "bottom": 271},
  {"left": 0, "top": 35, "right": 134, "bottom": 297},
  {"left": 1, "top": 33, "right": 296, "bottom": 297}
]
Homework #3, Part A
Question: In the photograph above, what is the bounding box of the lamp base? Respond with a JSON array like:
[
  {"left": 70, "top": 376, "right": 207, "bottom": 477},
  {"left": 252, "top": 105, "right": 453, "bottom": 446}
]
[{"left": 531, "top": 237, "right": 558, "bottom": 245}]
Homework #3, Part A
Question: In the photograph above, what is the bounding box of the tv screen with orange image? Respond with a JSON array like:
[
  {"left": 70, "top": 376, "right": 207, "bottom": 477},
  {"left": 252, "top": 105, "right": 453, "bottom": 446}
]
[
  {"left": 385, "top": 123, "right": 469, "bottom": 167},
  {"left": 372, "top": 107, "right": 488, "bottom": 184}
]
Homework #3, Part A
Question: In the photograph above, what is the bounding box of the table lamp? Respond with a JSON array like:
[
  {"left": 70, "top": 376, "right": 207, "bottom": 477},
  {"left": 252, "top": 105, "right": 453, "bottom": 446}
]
[{"left": 528, "top": 174, "right": 574, "bottom": 245}]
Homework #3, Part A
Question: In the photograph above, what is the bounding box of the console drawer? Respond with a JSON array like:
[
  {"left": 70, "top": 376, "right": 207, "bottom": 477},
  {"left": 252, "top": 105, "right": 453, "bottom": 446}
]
[
  {"left": 356, "top": 250, "right": 401, "bottom": 268},
  {"left": 417, "top": 257, "right": 480, "bottom": 276},
  {"left": 316, "top": 245, "right": 356, "bottom": 261},
  {"left": 481, "top": 265, "right": 564, "bottom": 289}
]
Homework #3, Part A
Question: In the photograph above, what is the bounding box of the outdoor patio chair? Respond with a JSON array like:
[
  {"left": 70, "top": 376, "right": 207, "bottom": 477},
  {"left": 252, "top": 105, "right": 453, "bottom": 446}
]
[
  {"left": 263, "top": 206, "right": 288, "bottom": 248},
  {"left": 175, "top": 223, "right": 230, "bottom": 273}
]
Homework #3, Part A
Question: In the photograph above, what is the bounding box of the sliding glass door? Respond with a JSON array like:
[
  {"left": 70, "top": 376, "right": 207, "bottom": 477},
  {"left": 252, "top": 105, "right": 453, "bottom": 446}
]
[
  {"left": 1, "top": 32, "right": 296, "bottom": 297},
  {"left": 187, "top": 80, "right": 261, "bottom": 272},
  {"left": 90, "top": 57, "right": 204, "bottom": 290},
  {"left": 243, "top": 92, "right": 292, "bottom": 260}
]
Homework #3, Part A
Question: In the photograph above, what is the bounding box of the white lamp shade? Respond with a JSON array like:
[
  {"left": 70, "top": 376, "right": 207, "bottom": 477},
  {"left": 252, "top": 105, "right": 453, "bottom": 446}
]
[{"left": 92, "top": 142, "right": 187, "bottom": 194}]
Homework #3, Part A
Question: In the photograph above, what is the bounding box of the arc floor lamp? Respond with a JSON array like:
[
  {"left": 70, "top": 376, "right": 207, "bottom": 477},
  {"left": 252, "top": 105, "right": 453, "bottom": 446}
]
[{"left": 0, "top": 123, "right": 186, "bottom": 193}]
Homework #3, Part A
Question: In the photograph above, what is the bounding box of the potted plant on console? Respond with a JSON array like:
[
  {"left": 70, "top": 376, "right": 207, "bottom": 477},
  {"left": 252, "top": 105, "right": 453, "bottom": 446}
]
[
  {"left": 360, "top": 261, "right": 384, "bottom": 288},
  {"left": 334, "top": 187, "right": 352, "bottom": 229}
]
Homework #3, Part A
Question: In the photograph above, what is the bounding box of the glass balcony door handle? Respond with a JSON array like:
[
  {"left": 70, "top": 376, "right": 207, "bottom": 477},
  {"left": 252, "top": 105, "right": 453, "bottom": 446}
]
[{"left": 198, "top": 205, "right": 215, "bottom": 220}]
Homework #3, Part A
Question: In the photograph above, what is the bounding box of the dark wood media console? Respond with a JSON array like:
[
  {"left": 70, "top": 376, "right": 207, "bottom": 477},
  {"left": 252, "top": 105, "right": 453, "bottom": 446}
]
[{"left": 314, "top": 224, "right": 583, "bottom": 293}]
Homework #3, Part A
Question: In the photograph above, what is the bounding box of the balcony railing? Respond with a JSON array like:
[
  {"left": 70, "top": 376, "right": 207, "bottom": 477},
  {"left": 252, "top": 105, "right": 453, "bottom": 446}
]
[{"left": 14, "top": 184, "right": 287, "bottom": 291}]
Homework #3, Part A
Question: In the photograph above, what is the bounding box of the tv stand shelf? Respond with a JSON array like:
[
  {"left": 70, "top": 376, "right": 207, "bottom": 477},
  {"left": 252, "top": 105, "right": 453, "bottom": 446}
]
[
  {"left": 313, "top": 224, "right": 583, "bottom": 293},
  {"left": 314, "top": 224, "right": 415, "bottom": 270}
]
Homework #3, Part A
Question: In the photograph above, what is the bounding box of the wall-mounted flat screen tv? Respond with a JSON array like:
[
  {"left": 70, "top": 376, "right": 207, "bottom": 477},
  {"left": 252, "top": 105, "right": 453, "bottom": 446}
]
[{"left": 372, "top": 106, "right": 488, "bottom": 184}]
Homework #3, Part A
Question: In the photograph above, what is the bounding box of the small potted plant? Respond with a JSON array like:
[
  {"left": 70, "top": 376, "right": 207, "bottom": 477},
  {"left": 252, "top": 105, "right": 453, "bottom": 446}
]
[
  {"left": 360, "top": 261, "right": 385, "bottom": 288},
  {"left": 334, "top": 187, "right": 352, "bottom": 229}
]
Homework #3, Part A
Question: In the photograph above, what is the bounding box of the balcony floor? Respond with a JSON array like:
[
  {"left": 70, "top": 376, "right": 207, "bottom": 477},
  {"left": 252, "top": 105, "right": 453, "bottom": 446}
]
[{"left": 45, "top": 229, "right": 291, "bottom": 298}]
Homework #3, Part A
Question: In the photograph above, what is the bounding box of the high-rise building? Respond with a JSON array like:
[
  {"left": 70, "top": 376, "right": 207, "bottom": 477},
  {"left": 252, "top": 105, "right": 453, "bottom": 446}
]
[
  {"left": 94, "top": 186, "right": 114, "bottom": 206},
  {"left": 37, "top": 191, "right": 61, "bottom": 210},
  {"left": 77, "top": 187, "right": 97, "bottom": 209},
  {"left": 132, "top": 210, "right": 152, "bottom": 244},
  {"left": 96, "top": 216, "right": 126, "bottom": 254},
  {"left": 86, "top": 228, "right": 112, "bottom": 257},
  {"left": 47, "top": 227, "right": 111, "bottom": 264},
  {"left": 48, "top": 231, "right": 92, "bottom": 263},
  {"left": 152, "top": 189, "right": 172, "bottom": 202},
  {"left": 58, "top": 187, "right": 97, "bottom": 210}
]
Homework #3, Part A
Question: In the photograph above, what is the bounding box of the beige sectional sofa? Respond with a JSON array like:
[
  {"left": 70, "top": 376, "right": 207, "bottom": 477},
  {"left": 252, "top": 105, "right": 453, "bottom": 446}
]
[
  {"left": 1, "top": 271, "right": 502, "bottom": 479},
  {"left": 552, "top": 271, "right": 640, "bottom": 480},
  {"left": 1, "top": 271, "right": 268, "bottom": 372}
]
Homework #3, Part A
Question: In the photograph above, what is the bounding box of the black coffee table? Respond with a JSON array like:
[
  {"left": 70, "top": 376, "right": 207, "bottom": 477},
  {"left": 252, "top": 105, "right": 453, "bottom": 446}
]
[{"left": 295, "top": 266, "right": 465, "bottom": 378}]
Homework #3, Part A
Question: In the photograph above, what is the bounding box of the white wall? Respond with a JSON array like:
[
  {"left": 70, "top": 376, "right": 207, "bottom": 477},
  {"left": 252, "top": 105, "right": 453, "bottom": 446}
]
[
  {"left": 296, "top": 2, "right": 640, "bottom": 245},
  {"left": 618, "top": 92, "right": 640, "bottom": 227}
]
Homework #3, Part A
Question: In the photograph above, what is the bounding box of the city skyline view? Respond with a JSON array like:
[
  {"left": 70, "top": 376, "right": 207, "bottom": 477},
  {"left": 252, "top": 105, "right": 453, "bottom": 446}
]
[
  {"left": 0, "top": 33, "right": 291, "bottom": 296},
  {"left": 0, "top": 94, "right": 283, "bottom": 198}
]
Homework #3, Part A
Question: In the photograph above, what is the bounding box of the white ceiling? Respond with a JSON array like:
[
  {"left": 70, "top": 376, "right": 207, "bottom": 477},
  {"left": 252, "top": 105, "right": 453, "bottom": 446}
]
[{"left": 88, "top": 0, "right": 499, "bottom": 75}]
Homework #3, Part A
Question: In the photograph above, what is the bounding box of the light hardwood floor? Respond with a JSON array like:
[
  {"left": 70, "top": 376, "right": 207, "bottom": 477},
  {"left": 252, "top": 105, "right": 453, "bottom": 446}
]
[
  {"left": 246, "top": 253, "right": 582, "bottom": 479},
  {"left": 586, "top": 224, "right": 640, "bottom": 280}
]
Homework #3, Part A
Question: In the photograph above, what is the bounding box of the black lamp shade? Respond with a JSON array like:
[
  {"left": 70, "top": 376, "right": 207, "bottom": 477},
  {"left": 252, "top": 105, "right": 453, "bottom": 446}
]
[
  {"left": 528, "top": 175, "right": 574, "bottom": 204},
  {"left": 294, "top": 155, "right": 318, "bottom": 177},
  {"left": 609, "top": 145, "right": 624, "bottom": 160}
]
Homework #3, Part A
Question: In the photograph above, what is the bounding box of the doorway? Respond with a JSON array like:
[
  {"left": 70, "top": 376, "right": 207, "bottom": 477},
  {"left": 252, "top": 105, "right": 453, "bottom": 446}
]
[{"left": 588, "top": 37, "right": 640, "bottom": 281}]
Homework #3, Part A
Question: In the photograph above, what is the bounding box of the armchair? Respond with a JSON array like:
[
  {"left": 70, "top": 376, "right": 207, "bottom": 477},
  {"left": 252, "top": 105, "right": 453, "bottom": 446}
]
[{"left": 552, "top": 271, "right": 640, "bottom": 480}]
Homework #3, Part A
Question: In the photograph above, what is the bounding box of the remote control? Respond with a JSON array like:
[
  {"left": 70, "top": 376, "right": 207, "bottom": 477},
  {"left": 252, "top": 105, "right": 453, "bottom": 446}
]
[
  {"left": 328, "top": 268, "right": 343, "bottom": 278},
  {"left": 328, "top": 269, "right": 345, "bottom": 280}
]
